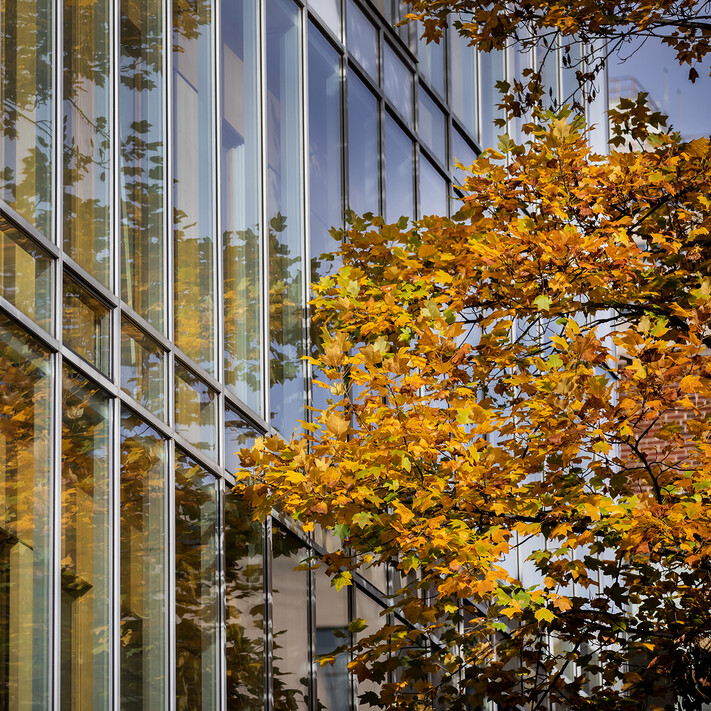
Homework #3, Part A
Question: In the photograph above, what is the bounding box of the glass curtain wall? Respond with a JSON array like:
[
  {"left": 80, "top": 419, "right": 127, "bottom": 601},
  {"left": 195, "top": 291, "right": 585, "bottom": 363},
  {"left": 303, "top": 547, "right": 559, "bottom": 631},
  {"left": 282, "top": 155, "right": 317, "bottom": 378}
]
[
  {"left": 0, "top": 314, "right": 51, "bottom": 710},
  {"left": 222, "top": 0, "right": 262, "bottom": 414},
  {"left": 173, "top": 0, "right": 215, "bottom": 374},
  {"left": 267, "top": 0, "right": 305, "bottom": 436},
  {"left": 63, "top": 0, "right": 112, "bottom": 286},
  {"left": 0, "top": 0, "right": 53, "bottom": 237},
  {"left": 120, "top": 0, "right": 165, "bottom": 332}
]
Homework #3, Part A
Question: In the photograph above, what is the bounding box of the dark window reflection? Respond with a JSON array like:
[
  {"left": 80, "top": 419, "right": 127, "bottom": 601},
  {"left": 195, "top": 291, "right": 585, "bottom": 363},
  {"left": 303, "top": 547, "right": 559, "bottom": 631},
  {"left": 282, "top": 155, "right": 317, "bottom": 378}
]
[
  {"left": 222, "top": 0, "right": 262, "bottom": 414},
  {"left": 120, "top": 0, "right": 165, "bottom": 332},
  {"left": 348, "top": 72, "right": 379, "bottom": 216},
  {"left": 225, "top": 493, "right": 264, "bottom": 711},
  {"left": 175, "top": 451, "right": 218, "bottom": 711},
  {"left": 272, "top": 526, "right": 309, "bottom": 711},
  {"left": 0, "top": 314, "right": 51, "bottom": 709},
  {"left": 316, "top": 569, "right": 349, "bottom": 711},
  {"left": 267, "top": 0, "right": 305, "bottom": 438},
  {"left": 120, "top": 410, "right": 166, "bottom": 711},
  {"left": 0, "top": 0, "right": 53, "bottom": 237},
  {"left": 61, "top": 366, "right": 111, "bottom": 711}
]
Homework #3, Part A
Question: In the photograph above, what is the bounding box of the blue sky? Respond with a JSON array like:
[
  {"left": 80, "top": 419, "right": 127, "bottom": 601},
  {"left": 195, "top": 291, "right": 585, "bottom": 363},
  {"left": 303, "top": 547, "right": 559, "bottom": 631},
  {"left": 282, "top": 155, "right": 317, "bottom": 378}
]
[{"left": 609, "top": 38, "right": 711, "bottom": 139}]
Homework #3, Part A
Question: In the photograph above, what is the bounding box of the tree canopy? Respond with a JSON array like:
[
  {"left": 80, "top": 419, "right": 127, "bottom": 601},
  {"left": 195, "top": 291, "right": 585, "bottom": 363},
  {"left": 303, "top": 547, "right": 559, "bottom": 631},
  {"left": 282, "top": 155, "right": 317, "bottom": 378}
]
[{"left": 235, "top": 3, "right": 711, "bottom": 710}]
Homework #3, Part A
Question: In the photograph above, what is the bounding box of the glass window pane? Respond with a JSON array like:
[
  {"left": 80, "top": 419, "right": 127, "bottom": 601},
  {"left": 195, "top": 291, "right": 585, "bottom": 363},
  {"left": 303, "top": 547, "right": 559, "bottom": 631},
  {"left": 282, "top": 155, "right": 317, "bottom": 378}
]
[
  {"left": 355, "top": 591, "right": 385, "bottom": 707},
  {"left": 175, "top": 364, "right": 217, "bottom": 460},
  {"left": 383, "top": 43, "right": 412, "bottom": 125},
  {"left": 0, "top": 313, "right": 52, "bottom": 709},
  {"left": 175, "top": 451, "right": 217, "bottom": 711},
  {"left": 310, "top": 0, "right": 341, "bottom": 39},
  {"left": 121, "top": 318, "right": 165, "bottom": 419},
  {"left": 417, "top": 31, "right": 445, "bottom": 98},
  {"left": 384, "top": 113, "right": 413, "bottom": 224},
  {"left": 450, "top": 128, "right": 476, "bottom": 190},
  {"left": 267, "top": 0, "right": 305, "bottom": 438},
  {"left": 120, "top": 0, "right": 165, "bottom": 332},
  {"left": 449, "top": 26, "right": 477, "bottom": 137},
  {"left": 346, "top": 0, "right": 377, "bottom": 79},
  {"left": 309, "top": 24, "right": 342, "bottom": 282},
  {"left": 479, "top": 50, "right": 506, "bottom": 150},
  {"left": 272, "top": 526, "right": 309, "bottom": 710},
  {"left": 418, "top": 85, "right": 446, "bottom": 165},
  {"left": 222, "top": 0, "right": 262, "bottom": 414},
  {"left": 0, "top": 215, "right": 52, "bottom": 331},
  {"left": 173, "top": 0, "right": 215, "bottom": 374},
  {"left": 419, "top": 157, "right": 448, "bottom": 217},
  {"left": 348, "top": 72, "right": 379, "bottom": 215},
  {"left": 61, "top": 366, "right": 111, "bottom": 711},
  {"left": 120, "top": 410, "right": 166, "bottom": 711},
  {"left": 63, "top": 0, "right": 111, "bottom": 286},
  {"left": 225, "top": 407, "right": 260, "bottom": 476},
  {"left": 225, "top": 493, "right": 264, "bottom": 711},
  {"left": 63, "top": 276, "right": 111, "bottom": 375},
  {"left": 316, "top": 569, "right": 349, "bottom": 711},
  {"left": 0, "top": 0, "right": 53, "bottom": 236}
]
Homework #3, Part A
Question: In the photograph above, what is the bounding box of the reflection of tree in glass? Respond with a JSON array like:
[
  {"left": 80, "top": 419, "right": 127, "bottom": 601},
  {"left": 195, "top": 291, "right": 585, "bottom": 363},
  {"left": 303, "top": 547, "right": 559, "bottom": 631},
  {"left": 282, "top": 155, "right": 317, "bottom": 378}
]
[
  {"left": 61, "top": 367, "right": 111, "bottom": 709},
  {"left": 174, "top": 453, "right": 217, "bottom": 711},
  {"left": 269, "top": 212, "right": 304, "bottom": 423},
  {"left": 120, "top": 410, "right": 165, "bottom": 710},
  {"left": 0, "top": 316, "right": 51, "bottom": 708},
  {"left": 120, "top": 0, "right": 165, "bottom": 331},
  {"left": 224, "top": 224, "right": 261, "bottom": 400},
  {"left": 0, "top": 1, "right": 53, "bottom": 236},
  {"left": 224, "top": 494, "right": 264, "bottom": 711}
]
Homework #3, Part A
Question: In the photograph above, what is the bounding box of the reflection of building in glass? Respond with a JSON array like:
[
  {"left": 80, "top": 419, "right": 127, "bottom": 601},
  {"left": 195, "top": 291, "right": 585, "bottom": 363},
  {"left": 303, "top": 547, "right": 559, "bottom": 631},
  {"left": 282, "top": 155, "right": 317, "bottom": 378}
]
[{"left": 0, "top": 1, "right": 604, "bottom": 708}]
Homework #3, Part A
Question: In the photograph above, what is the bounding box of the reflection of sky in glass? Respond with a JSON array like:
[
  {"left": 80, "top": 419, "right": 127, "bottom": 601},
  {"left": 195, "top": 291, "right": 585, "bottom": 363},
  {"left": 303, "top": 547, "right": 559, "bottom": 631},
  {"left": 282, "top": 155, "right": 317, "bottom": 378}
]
[{"left": 610, "top": 38, "right": 711, "bottom": 139}]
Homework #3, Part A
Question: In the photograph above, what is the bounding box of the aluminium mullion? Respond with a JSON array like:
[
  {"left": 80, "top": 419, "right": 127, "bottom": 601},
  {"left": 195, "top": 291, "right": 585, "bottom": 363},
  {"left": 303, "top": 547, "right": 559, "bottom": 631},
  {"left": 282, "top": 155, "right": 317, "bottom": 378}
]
[
  {"left": 301, "top": 1, "right": 312, "bottom": 424},
  {"left": 259, "top": 0, "right": 270, "bottom": 431},
  {"left": 164, "top": 0, "right": 177, "bottom": 708},
  {"left": 0, "top": 296, "right": 59, "bottom": 352},
  {"left": 217, "top": 479, "right": 227, "bottom": 711},
  {"left": 110, "top": 0, "right": 121, "bottom": 704},
  {"left": 211, "top": 0, "right": 221, "bottom": 395},
  {"left": 264, "top": 515, "right": 274, "bottom": 711},
  {"left": 50, "top": 0, "right": 63, "bottom": 703}
]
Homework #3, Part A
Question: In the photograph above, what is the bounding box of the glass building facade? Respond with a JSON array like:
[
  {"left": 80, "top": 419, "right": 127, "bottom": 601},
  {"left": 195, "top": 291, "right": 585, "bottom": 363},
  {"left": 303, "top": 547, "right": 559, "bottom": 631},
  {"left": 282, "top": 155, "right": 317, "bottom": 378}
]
[{"left": 0, "top": 0, "right": 605, "bottom": 708}]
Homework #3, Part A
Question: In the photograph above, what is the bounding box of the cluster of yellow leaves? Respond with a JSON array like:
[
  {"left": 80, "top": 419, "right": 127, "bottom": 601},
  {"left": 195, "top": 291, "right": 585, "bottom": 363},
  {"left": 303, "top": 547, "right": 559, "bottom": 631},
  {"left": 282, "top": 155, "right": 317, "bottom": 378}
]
[{"left": 235, "top": 115, "right": 711, "bottom": 710}]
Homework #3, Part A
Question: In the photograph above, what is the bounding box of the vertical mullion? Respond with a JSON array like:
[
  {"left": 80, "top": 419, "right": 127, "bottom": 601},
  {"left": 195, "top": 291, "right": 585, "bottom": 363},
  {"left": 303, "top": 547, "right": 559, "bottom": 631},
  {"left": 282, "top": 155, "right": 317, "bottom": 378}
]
[
  {"left": 301, "top": 5, "right": 311, "bottom": 423},
  {"left": 265, "top": 515, "right": 274, "bottom": 711},
  {"left": 51, "top": 0, "right": 63, "bottom": 706},
  {"left": 111, "top": 0, "right": 121, "bottom": 704},
  {"left": 260, "top": 0, "right": 270, "bottom": 427},
  {"left": 165, "top": 1, "right": 177, "bottom": 709}
]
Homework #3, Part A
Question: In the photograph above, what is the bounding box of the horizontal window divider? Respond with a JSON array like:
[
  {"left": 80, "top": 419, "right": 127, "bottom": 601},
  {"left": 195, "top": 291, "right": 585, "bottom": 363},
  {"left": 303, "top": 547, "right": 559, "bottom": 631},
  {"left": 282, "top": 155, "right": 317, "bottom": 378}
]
[
  {"left": 61, "top": 345, "right": 120, "bottom": 396},
  {"left": 384, "top": 103, "right": 416, "bottom": 141},
  {"left": 63, "top": 256, "right": 120, "bottom": 309},
  {"left": 307, "top": 11, "right": 345, "bottom": 56},
  {"left": 346, "top": 56, "right": 384, "bottom": 100},
  {"left": 0, "top": 201, "right": 60, "bottom": 258},
  {"left": 116, "top": 390, "right": 173, "bottom": 440},
  {"left": 451, "top": 115, "right": 483, "bottom": 155},
  {"left": 223, "top": 388, "right": 273, "bottom": 436},
  {"left": 174, "top": 432, "right": 224, "bottom": 478},
  {"left": 173, "top": 347, "right": 223, "bottom": 393},
  {"left": 271, "top": 509, "right": 313, "bottom": 545},
  {"left": 419, "top": 142, "right": 451, "bottom": 182},
  {"left": 0, "top": 297, "right": 60, "bottom": 351},
  {"left": 120, "top": 302, "right": 172, "bottom": 352}
]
